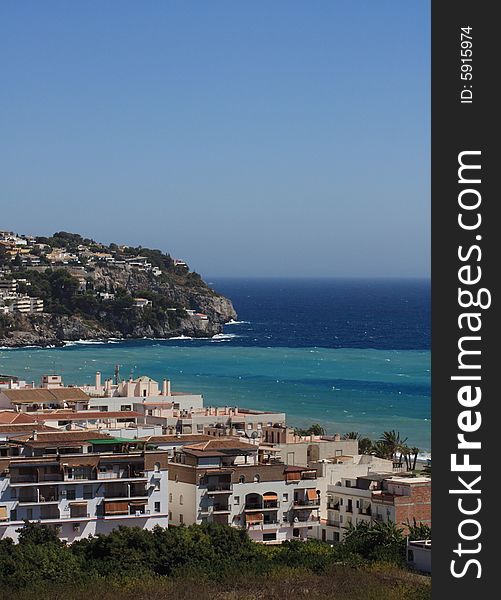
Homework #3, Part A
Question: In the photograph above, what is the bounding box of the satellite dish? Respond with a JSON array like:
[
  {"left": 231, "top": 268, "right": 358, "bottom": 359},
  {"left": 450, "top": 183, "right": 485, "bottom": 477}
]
[{"left": 251, "top": 431, "right": 258, "bottom": 439}]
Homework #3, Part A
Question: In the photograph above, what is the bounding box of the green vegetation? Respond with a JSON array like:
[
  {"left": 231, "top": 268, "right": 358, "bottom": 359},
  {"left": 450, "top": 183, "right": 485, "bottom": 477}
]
[
  {"left": 294, "top": 423, "right": 326, "bottom": 436},
  {"left": 0, "top": 522, "right": 430, "bottom": 600},
  {"left": 341, "top": 430, "right": 425, "bottom": 472}
]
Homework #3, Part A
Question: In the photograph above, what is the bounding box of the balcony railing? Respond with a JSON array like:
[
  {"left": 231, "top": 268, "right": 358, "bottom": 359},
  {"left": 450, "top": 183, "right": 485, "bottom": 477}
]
[
  {"left": 18, "top": 494, "right": 58, "bottom": 504},
  {"left": 213, "top": 504, "right": 231, "bottom": 513},
  {"left": 293, "top": 499, "right": 320, "bottom": 508},
  {"left": 327, "top": 519, "right": 341, "bottom": 527},
  {"left": 207, "top": 484, "right": 232, "bottom": 492},
  {"left": 247, "top": 521, "right": 280, "bottom": 529},
  {"left": 291, "top": 515, "right": 320, "bottom": 525},
  {"left": 327, "top": 502, "right": 340, "bottom": 511}
]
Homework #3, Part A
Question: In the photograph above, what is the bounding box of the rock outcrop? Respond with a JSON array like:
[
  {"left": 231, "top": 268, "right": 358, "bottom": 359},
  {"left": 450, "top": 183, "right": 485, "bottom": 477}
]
[{"left": 0, "top": 265, "right": 237, "bottom": 347}]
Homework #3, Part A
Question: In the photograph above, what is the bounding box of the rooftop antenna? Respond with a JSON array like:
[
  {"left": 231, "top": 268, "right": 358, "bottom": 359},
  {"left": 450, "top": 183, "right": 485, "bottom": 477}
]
[{"left": 114, "top": 364, "right": 121, "bottom": 385}]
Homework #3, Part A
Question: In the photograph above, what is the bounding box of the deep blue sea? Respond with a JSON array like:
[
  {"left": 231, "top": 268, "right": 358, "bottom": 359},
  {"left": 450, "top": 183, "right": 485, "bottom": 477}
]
[{"left": 0, "top": 279, "right": 431, "bottom": 451}]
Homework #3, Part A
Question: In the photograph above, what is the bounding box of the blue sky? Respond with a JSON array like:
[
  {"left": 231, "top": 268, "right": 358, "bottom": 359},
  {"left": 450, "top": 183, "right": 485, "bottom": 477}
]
[{"left": 0, "top": 1, "right": 430, "bottom": 277}]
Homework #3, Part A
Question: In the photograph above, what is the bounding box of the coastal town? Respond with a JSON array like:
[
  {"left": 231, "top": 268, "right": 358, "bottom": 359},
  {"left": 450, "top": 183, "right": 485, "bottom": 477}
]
[
  {"left": 0, "top": 369, "right": 431, "bottom": 574},
  {"left": 0, "top": 229, "right": 188, "bottom": 316},
  {"left": 0, "top": 229, "right": 236, "bottom": 346}
]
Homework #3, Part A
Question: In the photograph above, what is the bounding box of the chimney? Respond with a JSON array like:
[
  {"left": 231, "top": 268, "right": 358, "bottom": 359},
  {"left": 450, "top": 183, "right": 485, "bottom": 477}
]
[
  {"left": 162, "top": 379, "right": 169, "bottom": 396},
  {"left": 96, "top": 371, "right": 101, "bottom": 389},
  {"left": 32, "top": 430, "right": 38, "bottom": 441},
  {"left": 334, "top": 434, "right": 341, "bottom": 442}
]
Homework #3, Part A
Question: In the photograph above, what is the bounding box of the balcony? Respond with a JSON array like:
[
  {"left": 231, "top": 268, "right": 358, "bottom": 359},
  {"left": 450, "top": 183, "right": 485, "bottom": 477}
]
[
  {"left": 245, "top": 501, "right": 280, "bottom": 512},
  {"left": 212, "top": 504, "right": 231, "bottom": 513},
  {"left": 40, "top": 507, "right": 60, "bottom": 520},
  {"left": 103, "top": 483, "right": 148, "bottom": 499},
  {"left": 18, "top": 487, "right": 59, "bottom": 504},
  {"left": 290, "top": 515, "right": 320, "bottom": 526},
  {"left": 207, "top": 484, "right": 232, "bottom": 494},
  {"left": 327, "top": 519, "right": 341, "bottom": 528},
  {"left": 327, "top": 502, "right": 340, "bottom": 511},
  {"left": 247, "top": 520, "right": 280, "bottom": 530},
  {"left": 292, "top": 499, "right": 320, "bottom": 509}
]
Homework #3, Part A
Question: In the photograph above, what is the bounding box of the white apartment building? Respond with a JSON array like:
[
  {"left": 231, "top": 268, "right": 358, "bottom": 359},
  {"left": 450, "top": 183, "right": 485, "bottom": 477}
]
[
  {"left": 168, "top": 438, "right": 321, "bottom": 544},
  {"left": 322, "top": 473, "right": 432, "bottom": 543},
  {"left": 0, "top": 431, "right": 169, "bottom": 543},
  {"left": 82, "top": 373, "right": 285, "bottom": 440},
  {"left": 261, "top": 424, "right": 359, "bottom": 467}
]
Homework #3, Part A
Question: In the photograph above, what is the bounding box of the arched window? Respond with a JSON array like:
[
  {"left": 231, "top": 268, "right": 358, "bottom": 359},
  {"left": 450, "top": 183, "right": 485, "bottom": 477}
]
[
  {"left": 154, "top": 462, "right": 160, "bottom": 472},
  {"left": 180, "top": 494, "right": 184, "bottom": 505},
  {"left": 254, "top": 474, "right": 260, "bottom": 483},
  {"left": 239, "top": 475, "right": 245, "bottom": 484}
]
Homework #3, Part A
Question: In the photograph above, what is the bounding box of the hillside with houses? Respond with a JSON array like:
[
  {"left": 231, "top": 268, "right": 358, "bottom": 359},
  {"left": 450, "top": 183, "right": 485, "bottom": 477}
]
[{"left": 0, "top": 230, "right": 236, "bottom": 346}]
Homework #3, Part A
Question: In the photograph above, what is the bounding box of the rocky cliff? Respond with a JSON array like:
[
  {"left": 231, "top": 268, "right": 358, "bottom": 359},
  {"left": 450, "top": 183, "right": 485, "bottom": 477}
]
[{"left": 0, "top": 264, "right": 237, "bottom": 348}]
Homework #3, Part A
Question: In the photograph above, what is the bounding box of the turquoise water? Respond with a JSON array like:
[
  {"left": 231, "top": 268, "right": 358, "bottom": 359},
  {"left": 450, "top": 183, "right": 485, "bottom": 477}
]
[{"left": 0, "top": 341, "right": 430, "bottom": 451}]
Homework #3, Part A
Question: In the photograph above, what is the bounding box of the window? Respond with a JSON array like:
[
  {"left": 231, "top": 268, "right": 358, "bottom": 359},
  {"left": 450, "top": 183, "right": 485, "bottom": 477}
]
[
  {"left": 339, "top": 498, "right": 343, "bottom": 506},
  {"left": 120, "top": 405, "right": 131, "bottom": 411},
  {"left": 253, "top": 474, "right": 260, "bottom": 483},
  {"left": 239, "top": 475, "right": 245, "bottom": 484},
  {"left": 356, "top": 500, "right": 360, "bottom": 509},
  {"left": 340, "top": 515, "right": 343, "bottom": 523},
  {"left": 282, "top": 493, "right": 288, "bottom": 502},
  {"left": 169, "top": 511, "right": 172, "bottom": 520},
  {"left": 83, "top": 485, "right": 93, "bottom": 499},
  {"left": 283, "top": 513, "right": 288, "bottom": 522},
  {"left": 333, "top": 532, "right": 340, "bottom": 542},
  {"left": 66, "top": 489, "right": 76, "bottom": 500},
  {"left": 99, "top": 466, "right": 108, "bottom": 473},
  {"left": 10, "top": 509, "right": 17, "bottom": 521},
  {"left": 154, "top": 502, "right": 161, "bottom": 513},
  {"left": 345, "top": 480, "right": 352, "bottom": 488},
  {"left": 169, "top": 493, "right": 172, "bottom": 502},
  {"left": 263, "top": 532, "right": 276, "bottom": 542},
  {"left": 179, "top": 514, "right": 184, "bottom": 524},
  {"left": 180, "top": 494, "right": 184, "bottom": 505},
  {"left": 234, "top": 496, "right": 240, "bottom": 505},
  {"left": 154, "top": 462, "right": 161, "bottom": 472}
]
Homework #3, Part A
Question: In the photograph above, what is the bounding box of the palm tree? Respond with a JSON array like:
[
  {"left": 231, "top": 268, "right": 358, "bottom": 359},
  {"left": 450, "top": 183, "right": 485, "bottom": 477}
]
[
  {"left": 306, "top": 424, "right": 325, "bottom": 436},
  {"left": 371, "top": 440, "right": 392, "bottom": 460},
  {"left": 411, "top": 447, "right": 420, "bottom": 471},
  {"left": 343, "top": 432, "right": 361, "bottom": 440},
  {"left": 378, "top": 430, "right": 408, "bottom": 462},
  {"left": 359, "top": 437, "right": 373, "bottom": 455}
]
